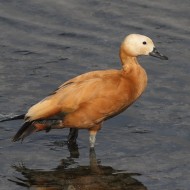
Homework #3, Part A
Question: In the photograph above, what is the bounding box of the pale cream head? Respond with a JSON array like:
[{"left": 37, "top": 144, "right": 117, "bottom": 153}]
[{"left": 121, "top": 34, "right": 155, "bottom": 57}]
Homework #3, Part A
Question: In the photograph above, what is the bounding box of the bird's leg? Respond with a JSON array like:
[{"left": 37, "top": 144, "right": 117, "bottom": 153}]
[
  {"left": 89, "top": 130, "right": 97, "bottom": 148},
  {"left": 89, "top": 124, "right": 101, "bottom": 148},
  {"left": 67, "top": 140, "right": 79, "bottom": 158},
  {"left": 67, "top": 128, "right": 78, "bottom": 144}
]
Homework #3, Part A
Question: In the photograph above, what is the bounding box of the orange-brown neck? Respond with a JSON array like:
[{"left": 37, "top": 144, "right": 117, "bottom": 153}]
[
  {"left": 119, "top": 45, "right": 148, "bottom": 98},
  {"left": 119, "top": 45, "right": 139, "bottom": 72}
]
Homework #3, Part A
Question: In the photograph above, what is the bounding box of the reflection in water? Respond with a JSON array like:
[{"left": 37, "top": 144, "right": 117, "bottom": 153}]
[{"left": 10, "top": 144, "right": 147, "bottom": 190}]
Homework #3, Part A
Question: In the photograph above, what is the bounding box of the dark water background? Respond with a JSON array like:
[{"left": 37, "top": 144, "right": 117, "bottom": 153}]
[{"left": 0, "top": 0, "right": 190, "bottom": 189}]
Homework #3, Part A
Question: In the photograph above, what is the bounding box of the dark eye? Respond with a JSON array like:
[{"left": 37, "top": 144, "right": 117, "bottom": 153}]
[{"left": 143, "top": 41, "right": 147, "bottom": 45}]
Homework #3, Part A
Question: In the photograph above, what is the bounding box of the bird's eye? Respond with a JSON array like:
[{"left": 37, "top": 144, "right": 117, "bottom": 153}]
[{"left": 143, "top": 41, "right": 147, "bottom": 45}]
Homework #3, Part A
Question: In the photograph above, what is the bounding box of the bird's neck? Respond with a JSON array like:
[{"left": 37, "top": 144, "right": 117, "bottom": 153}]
[
  {"left": 119, "top": 48, "right": 139, "bottom": 72},
  {"left": 119, "top": 47, "right": 148, "bottom": 98}
]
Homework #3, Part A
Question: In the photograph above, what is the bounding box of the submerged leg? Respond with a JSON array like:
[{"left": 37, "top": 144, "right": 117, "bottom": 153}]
[
  {"left": 67, "top": 141, "right": 79, "bottom": 158},
  {"left": 67, "top": 128, "right": 78, "bottom": 144}
]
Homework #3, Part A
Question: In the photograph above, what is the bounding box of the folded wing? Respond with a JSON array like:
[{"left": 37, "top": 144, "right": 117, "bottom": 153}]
[{"left": 25, "top": 70, "right": 132, "bottom": 124}]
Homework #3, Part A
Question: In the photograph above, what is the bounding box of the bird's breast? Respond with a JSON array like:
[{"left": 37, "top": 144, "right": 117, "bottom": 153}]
[{"left": 121, "top": 65, "right": 148, "bottom": 105}]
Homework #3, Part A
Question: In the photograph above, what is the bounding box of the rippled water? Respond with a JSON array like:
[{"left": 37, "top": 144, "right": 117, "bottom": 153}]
[{"left": 0, "top": 0, "right": 190, "bottom": 189}]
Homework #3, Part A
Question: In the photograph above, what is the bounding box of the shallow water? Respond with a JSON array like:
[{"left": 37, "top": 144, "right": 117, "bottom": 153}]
[{"left": 0, "top": 0, "right": 190, "bottom": 189}]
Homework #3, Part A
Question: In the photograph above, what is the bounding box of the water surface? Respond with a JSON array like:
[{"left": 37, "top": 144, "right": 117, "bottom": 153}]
[{"left": 0, "top": 0, "right": 190, "bottom": 189}]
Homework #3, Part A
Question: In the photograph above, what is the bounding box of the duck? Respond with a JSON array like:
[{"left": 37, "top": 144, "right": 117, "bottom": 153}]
[{"left": 10, "top": 34, "right": 168, "bottom": 148}]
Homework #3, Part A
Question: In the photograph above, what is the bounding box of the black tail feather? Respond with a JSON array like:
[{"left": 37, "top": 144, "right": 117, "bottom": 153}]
[
  {"left": 12, "top": 122, "right": 36, "bottom": 142},
  {"left": 0, "top": 114, "right": 25, "bottom": 122},
  {"left": 12, "top": 118, "right": 64, "bottom": 142}
]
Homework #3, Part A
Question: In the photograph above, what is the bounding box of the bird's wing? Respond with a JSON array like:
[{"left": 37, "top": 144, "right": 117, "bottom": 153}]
[
  {"left": 58, "top": 69, "right": 120, "bottom": 87},
  {"left": 25, "top": 70, "right": 131, "bottom": 122}
]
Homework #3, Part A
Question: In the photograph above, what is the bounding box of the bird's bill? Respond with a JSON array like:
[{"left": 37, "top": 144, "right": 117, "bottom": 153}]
[{"left": 149, "top": 47, "right": 168, "bottom": 60}]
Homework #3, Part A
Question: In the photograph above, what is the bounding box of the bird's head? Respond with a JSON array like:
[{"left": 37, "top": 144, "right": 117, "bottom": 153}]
[{"left": 121, "top": 34, "right": 168, "bottom": 60}]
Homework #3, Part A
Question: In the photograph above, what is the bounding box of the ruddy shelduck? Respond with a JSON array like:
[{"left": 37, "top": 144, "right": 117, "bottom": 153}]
[{"left": 5, "top": 34, "right": 168, "bottom": 148}]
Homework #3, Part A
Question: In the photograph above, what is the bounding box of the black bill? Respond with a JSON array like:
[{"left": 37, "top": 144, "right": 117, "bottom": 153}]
[{"left": 149, "top": 47, "right": 168, "bottom": 60}]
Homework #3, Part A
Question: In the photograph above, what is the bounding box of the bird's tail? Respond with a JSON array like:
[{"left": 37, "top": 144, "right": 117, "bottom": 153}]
[
  {"left": 12, "top": 122, "right": 36, "bottom": 142},
  {"left": 12, "top": 119, "right": 62, "bottom": 142},
  {"left": 0, "top": 114, "right": 25, "bottom": 122}
]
